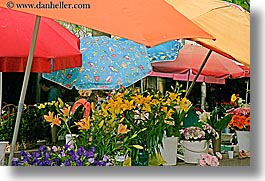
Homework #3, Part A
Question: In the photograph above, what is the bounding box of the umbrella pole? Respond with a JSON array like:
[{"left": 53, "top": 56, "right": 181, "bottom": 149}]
[
  {"left": 185, "top": 69, "right": 191, "bottom": 92},
  {"left": 8, "top": 15, "right": 41, "bottom": 166},
  {"left": 0, "top": 72, "right": 2, "bottom": 121},
  {"left": 185, "top": 50, "right": 212, "bottom": 97}
]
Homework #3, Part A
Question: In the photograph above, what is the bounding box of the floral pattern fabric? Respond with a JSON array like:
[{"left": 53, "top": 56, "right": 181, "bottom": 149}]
[{"left": 42, "top": 36, "right": 182, "bottom": 90}]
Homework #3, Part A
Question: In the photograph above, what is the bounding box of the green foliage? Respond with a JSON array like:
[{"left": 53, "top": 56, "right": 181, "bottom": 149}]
[
  {"left": 0, "top": 104, "right": 50, "bottom": 144},
  {"left": 209, "top": 108, "right": 233, "bottom": 132}
]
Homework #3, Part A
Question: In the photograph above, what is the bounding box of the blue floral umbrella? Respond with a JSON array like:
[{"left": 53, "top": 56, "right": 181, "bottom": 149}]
[
  {"left": 43, "top": 36, "right": 183, "bottom": 90},
  {"left": 43, "top": 36, "right": 151, "bottom": 90}
]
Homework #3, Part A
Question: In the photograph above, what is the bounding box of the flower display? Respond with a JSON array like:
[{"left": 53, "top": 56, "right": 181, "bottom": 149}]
[
  {"left": 82, "top": 87, "right": 169, "bottom": 161},
  {"left": 228, "top": 106, "right": 250, "bottom": 131},
  {"left": 162, "top": 84, "right": 192, "bottom": 137},
  {"left": 226, "top": 93, "right": 250, "bottom": 131},
  {"left": 179, "top": 122, "right": 219, "bottom": 142},
  {"left": 12, "top": 145, "right": 112, "bottom": 166},
  {"left": 199, "top": 152, "right": 222, "bottom": 166},
  {"left": 196, "top": 107, "right": 233, "bottom": 132}
]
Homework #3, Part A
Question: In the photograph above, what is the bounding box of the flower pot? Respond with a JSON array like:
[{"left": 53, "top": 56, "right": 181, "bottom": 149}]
[
  {"left": 65, "top": 134, "right": 77, "bottom": 149},
  {"left": 131, "top": 150, "right": 149, "bottom": 166},
  {"left": 182, "top": 140, "right": 209, "bottom": 164},
  {"left": 51, "top": 126, "right": 58, "bottom": 144},
  {"left": 212, "top": 131, "right": 222, "bottom": 153},
  {"left": 159, "top": 136, "right": 179, "bottom": 165},
  {"left": 0, "top": 141, "right": 9, "bottom": 166},
  {"left": 236, "top": 130, "right": 250, "bottom": 152}
]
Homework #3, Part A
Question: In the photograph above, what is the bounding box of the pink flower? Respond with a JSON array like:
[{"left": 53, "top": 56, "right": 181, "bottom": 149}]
[
  {"left": 216, "top": 152, "right": 223, "bottom": 160},
  {"left": 199, "top": 159, "right": 207, "bottom": 166},
  {"left": 210, "top": 156, "right": 219, "bottom": 166}
]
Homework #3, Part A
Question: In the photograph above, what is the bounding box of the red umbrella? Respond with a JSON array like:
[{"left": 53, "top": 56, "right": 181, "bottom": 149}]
[
  {"left": 0, "top": 7, "right": 82, "bottom": 165},
  {"left": 151, "top": 44, "right": 248, "bottom": 81},
  {"left": 0, "top": 7, "right": 81, "bottom": 72}
]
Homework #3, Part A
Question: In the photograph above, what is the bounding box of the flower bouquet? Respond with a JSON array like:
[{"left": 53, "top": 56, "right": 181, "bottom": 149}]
[
  {"left": 12, "top": 144, "right": 112, "bottom": 166},
  {"left": 179, "top": 122, "right": 219, "bottom": 164},
  {"left": 199, "top": 152, "right": 222, "bottom": 166}
]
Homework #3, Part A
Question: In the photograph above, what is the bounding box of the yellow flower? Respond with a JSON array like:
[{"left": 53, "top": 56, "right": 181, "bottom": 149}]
[
  {"left": 141, "top": 103, "right": 150, "bottom": 112},
  {"left": 91, "top": 102, "right": 95, "bottom": 112},
  {"left": 117, "top": 124, "right": 130, "bottom": 135},
  {"left": 231, "top": 94, "right": 238, "bottom": 103},
  {"left": 58, "top": 97, "right": 64, "bottom": 108},
  {"left": 169, "top": 92, "right": 178, "bottom": 100},
  {"left": 180, "top": 97, "right": 191, "bottom": 112},
  {"left": 151, "top": 99, "right": 159, "bottom": 105},
  {"left": 38, "top": 103, "right": 45, "bottom": 109},
  {"left": 131, "top": 94, "right": 143, "bottom": 105},
  {"left": 60, "top": 106, "right": 71, "bottom": 117},
  {"left": 120, "top": 100, "right": 135, "bottom": 112},
  {"left": 74, "top": 117, "right": 91, "bottom": 130},
  {"left": 166, "top": 108, "right": 175, "bottom": 119}
]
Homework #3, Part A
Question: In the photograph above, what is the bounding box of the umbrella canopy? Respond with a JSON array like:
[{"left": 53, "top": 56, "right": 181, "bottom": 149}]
[
  {"left": 0, "top": 7, "right": 82, "bottom": 72},
  {"left": 149, "top": 71, "right": 226, "bottom": 84},
  {"left": 0, "top": 8, "right": 82, "bottom": 165},
  {"left": 43, "top": 36, "right": 152, "bottom": 90},
  {"left": 151, "top": 44, "right": 248, "bottom": 80},
  {"left": 43, "top": 37, "right": 184, "bottom": 90},
  {"left": 165, "top": 0, "right": 250, "bottom": 67},
  {"left": 0, "top": 0, "right": 214, "bottom": 47}
]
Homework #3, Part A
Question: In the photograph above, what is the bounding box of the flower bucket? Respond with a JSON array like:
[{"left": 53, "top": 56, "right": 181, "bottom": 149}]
[
  {"left": 236, "top": 131, "right": 250, "bottom": 152},
  {"left": 65, "top": 134, "right": 77, "bottom": 149},
  {"left": 182, "top": 140, "right": 209, "bottom": 164},
  {"left": 159, "top": 137, "right": 179, "bottom": 165},
  {"left": 0, "top": 141, "right": 9, "bottom": 166},
  {"left": 131, "top": 150, "right": 149, "bottom": 166}
]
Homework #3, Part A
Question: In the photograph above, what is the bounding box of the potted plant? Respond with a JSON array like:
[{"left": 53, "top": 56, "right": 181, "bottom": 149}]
[
  {"left": 179, "top": 122, "right": 219, "bottom": 164},
  {"left": 12, "top": 145, "right": 113, "bottom": 166},
  {"left": 159, "top": 85, "right": 192, "bottom": 165},
  {"left": 195, "top": 107, "right": 233, "bottom": 153},
  {"left": 228, "top": 105, "right": 250, "bottom": 153}
]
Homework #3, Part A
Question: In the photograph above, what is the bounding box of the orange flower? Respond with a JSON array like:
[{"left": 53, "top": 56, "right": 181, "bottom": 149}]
[
  {"left": 74, "top": 117, "right": 91, "bottom": 130},
  {"left": 44, "top": 112, "right": 61, "bottom": 127},
  {"left": 229, "top": 114, "right": 249, "bottom": 130},
  {"left": 117, "top": 123, "right": 130, "bottom": 135},
  {"left": 60, "top": 106, "right": 71, "bottom": 117}
]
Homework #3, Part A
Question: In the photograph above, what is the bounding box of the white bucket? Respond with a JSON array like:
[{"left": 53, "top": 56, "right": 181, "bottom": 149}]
[
  {"left": 182, "top": 140, "right": 209, "bottom": 164},
  {"left": 160, "top": 137, "right": 179, "bottom": 165},
  {"left": 0, "top": 141, "right": 9, "bottom": 166},
  {"left": 236, "top": 131, "right": 250, "bottom": 152},
  {"left": 65, "top": 134, "right": 76, "bottom": 149}
]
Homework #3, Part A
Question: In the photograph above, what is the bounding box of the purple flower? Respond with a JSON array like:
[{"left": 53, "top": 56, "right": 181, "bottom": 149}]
[
  {"left": 38, "top": 145, "right": 47, "bottom": 153},
  {"left": 90, "top": 147, "right": 96, "bottom": 153},
  {"left": 84, "top": 150, "right": 94, "bottom": 158},
  {"left": 68, "top": 149, "right": 75, "bottom": 156},
  {"left": 43, "top": 152, "right": 50, "bottom": 160},
  {"left": 76, "top": 160, "right": 83, "bottom": 166},
  {"left": 88, "top": 157, "right": 95, "bottom": 163},
  {"left": 20, "top": 150, "right": 27, "bottom": 157},
  {"left": 70, "top": 154, "right": 77, "bottom": 161},
  {"left": 12, "top": 158, "right": 19, "bottom": 166},
  {"left": 64, "top": 144, "right": 70, "bottom": 150},
  {"left": 33, "top": 152, "right": 41, "bottom": 158},
  {"left": 53, "top": 158, "right": 60, "bottom": 166},
  {"left": 59, "top": 150, "right": 65, "bottom": 157},
  {"left": 64, "top": 160, "right": 71, "bottom": 166},
  {"left": 103, "top": 155, "right": 109, "bottom": 162}
]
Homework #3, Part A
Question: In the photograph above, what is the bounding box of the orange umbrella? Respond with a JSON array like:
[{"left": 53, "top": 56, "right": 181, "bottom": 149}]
[
  {"left": 165, "top": 0, "right": 250, "bottom": 67},
  {"left": 1, "top": 0, "right": 215, "bottom": 166},
  {"left": 0, "top": 0, "right": 214, "bottom": 47}
]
